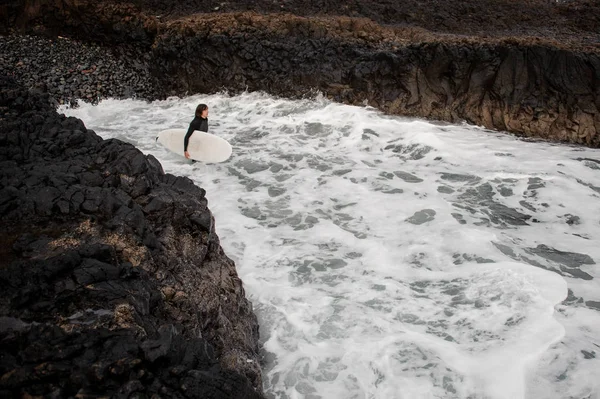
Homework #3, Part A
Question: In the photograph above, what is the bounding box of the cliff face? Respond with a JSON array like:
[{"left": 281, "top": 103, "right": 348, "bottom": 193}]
[
  {"left": 3, "top": 0, "right": 599, "bottom": 146},
  {"left": 0, "top": 0, "right": 598, "bottom": 145},
  {"left": 0, "top": 77, "right": 264, "bottom": 398},
  {"left": 151, "top": 17, "right": 600, "bottom": 146}
]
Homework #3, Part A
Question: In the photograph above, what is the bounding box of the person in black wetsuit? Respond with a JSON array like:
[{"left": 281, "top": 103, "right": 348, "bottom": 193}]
[{"left": 184, "top": 103, "right": 209, "bottom": 159}]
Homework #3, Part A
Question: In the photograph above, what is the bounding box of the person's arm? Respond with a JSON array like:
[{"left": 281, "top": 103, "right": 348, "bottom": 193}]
[{"left": 184, "top": 119, "right": 198, "bottom": 158}]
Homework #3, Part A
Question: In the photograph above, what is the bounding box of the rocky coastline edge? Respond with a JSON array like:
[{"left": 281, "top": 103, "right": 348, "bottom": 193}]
[
  {"left": 2, "top": 0, "right": 599, "bottom": 146},
  {"left": 1, "top": 0, "right": 599, "bottom": 397},
  {"left": 0, "top": 76, "right": 264, "bottom": 398}
]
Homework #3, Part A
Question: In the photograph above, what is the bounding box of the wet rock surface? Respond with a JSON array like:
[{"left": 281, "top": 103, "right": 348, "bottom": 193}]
[
  {"left": 0, "top": 77, "right": 264, "bottom": 398},
  {"left": 1, "top": 0, "right": 599, "bottom": 146}
]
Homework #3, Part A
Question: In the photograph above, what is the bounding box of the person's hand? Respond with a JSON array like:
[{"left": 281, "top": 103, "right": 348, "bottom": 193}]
[{"left": 184, "top": 151, "right": 190, "bottom": 159}]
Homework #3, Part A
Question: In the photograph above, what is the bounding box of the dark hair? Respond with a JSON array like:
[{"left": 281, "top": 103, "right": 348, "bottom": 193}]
[{"left": 195, "top": 104, "right": 208, "bottom": 117}]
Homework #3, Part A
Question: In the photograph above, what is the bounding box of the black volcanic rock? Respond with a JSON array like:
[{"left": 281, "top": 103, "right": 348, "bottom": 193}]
[
  {"left": 0, "top": 35, "right": 164, "bottom": 105},
  {"left": 0, "top": 79, "right": 264, "bottom": 398},
  {"left": 151, "top": 15, "right": 600, "bottom": 146},
  {"left": 2, "top": 0, "right": 599, "bottom": 146}
]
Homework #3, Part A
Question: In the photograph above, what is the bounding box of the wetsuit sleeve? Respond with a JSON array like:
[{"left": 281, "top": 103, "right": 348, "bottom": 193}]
[{"left": 184, "top": 119, "right": 199, "bottom": 152}]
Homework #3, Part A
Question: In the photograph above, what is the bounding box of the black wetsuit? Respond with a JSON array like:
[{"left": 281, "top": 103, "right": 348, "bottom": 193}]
[{"left": 184, "top": 116, "right": 208, "bottom": 151}]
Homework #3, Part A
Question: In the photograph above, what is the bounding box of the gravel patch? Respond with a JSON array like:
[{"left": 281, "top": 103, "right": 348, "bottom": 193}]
[{"left": 0, "top": 34, "right": 164, "bottom": 106}]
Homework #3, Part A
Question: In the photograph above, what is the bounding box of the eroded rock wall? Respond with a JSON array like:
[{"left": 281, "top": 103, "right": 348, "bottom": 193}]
[
  {"left": 153, "top": 15, "right": 600, "bottom": 146},
  {"left": 2, "top": 1, "right": 599, "bottom": 143},
  {"left": 0, "top": 77, "right": 264, "bottom": 398}
]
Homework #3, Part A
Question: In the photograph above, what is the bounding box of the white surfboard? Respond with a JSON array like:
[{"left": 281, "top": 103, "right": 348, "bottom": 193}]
[{"left": 156, "top": 128, "right": 232, "bottom": 163}]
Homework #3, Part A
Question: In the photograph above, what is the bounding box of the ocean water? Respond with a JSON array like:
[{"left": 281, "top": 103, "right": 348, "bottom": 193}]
[{"left": 60, "top": 92, "right": 600, "bottom": 399}]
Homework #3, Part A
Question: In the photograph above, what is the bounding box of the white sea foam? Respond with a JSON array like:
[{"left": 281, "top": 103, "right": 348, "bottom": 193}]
[{"left": 61, "top": 92, "right": 600, "bottom": 399}]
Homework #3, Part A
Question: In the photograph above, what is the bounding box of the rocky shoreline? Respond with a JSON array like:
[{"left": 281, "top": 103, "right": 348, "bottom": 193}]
[
  {"left": 0, "top": 76, "right": 264, "bottom": 398},
  {"left": 1, "top": 0, "right": 599, "bottom": 146},
  {"left": 0, "top": 0, "right": 599, "bottom": 397},
  {"left": 0, "top": 35, "right": 164, "bottom": 106}
]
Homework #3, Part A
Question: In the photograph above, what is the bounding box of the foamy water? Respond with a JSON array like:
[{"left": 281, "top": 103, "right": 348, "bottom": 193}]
[{"left": 61, "top": 92, "right": 600, "bottom": 399}]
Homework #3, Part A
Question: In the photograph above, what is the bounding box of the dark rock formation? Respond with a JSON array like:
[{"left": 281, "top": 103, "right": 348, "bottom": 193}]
[
  {"left": 0, "top": 77, "right": 264, "bottom": 398},
  {"left": 0, "top": 35, "right": 164, "bottom": 105},
  {"left": 151, "top": 16, "right": 600, "bottom": 146},
  {"left": 119, "top": 0, "right": 600, "bottom": 46},
  {"left": 2, "top": 0, "right": 598, "bottom": 146},
  {"left": 8, "top": 0, "right": 596, "bottom": 44}
]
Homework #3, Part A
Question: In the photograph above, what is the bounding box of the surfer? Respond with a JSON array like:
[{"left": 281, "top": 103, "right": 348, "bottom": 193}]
[{"left": 184, "top": 103, "right": 209, "bottom": 159}]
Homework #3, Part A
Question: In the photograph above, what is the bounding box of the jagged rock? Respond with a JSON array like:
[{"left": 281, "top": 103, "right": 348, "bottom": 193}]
[
  {"left": 0, "top": 80, "right": 264, "bottom": 398},
  {"left": 1, "top": 0, "right": 599, "bottom": 146}
]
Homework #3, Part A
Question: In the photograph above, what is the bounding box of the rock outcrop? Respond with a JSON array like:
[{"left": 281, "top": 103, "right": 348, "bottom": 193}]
[
  {"left": 0, "top": 35, "right": 163, "bottom": 105},
  {"left": 2, "top": 0, "right": 599, "bottom": 146},
  {"left": 0, "top": 77, "right": 264, "bottom": 398},
  {"left": 151, "top": 15, "right": 600, "bottom": 146},
  {"left": 119, "top": 0, "right": 600, "bottom": 46}
]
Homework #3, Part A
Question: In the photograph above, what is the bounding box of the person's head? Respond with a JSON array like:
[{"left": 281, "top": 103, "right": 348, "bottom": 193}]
[{"left": 195, "top": 104, "right": 209, "bottom": 118}]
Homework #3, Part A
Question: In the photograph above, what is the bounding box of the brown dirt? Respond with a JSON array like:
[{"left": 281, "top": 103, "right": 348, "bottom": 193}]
[{"left": 117, "top": 0, "right": 599, "bottom": 46}]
